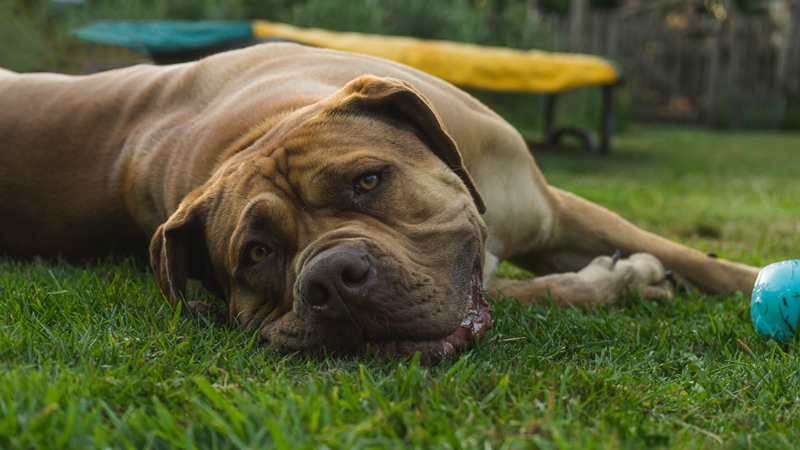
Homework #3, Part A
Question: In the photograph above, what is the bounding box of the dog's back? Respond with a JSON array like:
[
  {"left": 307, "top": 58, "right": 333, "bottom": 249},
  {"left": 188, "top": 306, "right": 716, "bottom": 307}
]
[{"left": 0, "top": 67, "right": 167, "bottom": 259}]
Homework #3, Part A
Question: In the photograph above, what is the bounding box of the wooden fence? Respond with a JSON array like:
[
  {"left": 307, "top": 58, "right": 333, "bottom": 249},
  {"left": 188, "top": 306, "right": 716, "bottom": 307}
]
[{"left": 529, "top": 8, "right": 800, "bottom": 129}]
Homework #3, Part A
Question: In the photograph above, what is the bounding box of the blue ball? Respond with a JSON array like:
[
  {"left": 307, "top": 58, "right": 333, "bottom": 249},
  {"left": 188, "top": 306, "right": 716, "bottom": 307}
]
[{"left": 751, "top": 260, "right": 800, "bottom": 342}]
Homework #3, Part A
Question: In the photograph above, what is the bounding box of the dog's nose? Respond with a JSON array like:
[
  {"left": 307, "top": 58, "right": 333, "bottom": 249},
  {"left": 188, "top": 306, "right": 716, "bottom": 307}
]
[{"left": 299, "top": 246, "right": 376, "bottom": 321}]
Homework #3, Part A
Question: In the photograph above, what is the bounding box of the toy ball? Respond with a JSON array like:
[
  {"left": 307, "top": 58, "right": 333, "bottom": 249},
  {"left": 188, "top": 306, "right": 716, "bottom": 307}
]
[{"left": 751, "top": 260, "right": 800, "bottom": 342}]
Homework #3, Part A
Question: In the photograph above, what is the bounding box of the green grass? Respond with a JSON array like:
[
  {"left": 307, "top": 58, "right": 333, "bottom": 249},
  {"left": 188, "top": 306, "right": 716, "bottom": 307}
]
[
  {"left": 2, "top": 125, "right": 800, "bottom": 448},
  {"left": 532, "top": 126, "right": 800, "bottom": 266}
]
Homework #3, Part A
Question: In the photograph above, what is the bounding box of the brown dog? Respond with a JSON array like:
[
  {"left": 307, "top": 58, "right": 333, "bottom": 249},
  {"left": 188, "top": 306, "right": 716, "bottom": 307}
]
[{"left": 0, "top": 43, "right": 759, "bottom": 364}]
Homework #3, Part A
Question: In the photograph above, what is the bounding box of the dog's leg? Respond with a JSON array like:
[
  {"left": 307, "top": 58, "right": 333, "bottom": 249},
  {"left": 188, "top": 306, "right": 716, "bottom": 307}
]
[
  {"left": 488, "top": 253, "right": 673, "bottom": 306},
  {"left": 507, "top": 187, "right": 759, "bottom": 297}
]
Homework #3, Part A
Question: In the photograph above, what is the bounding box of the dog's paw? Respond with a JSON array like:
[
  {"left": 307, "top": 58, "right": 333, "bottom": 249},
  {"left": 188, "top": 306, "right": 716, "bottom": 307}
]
[
  {"left": 580, "top": 253, "right": 673, "bottom": 304},
  {"left": 614, "top": 253, "right": 674, "bottom": 302}
]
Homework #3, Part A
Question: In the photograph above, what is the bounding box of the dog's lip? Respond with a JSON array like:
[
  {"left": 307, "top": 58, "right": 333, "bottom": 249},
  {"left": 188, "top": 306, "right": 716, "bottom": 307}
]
[
  {"left": 358, "top": 262, "right": 492, "bottom": 365},
  {"left": 442, "top": 264, "right": 492, "bottom": 356}
]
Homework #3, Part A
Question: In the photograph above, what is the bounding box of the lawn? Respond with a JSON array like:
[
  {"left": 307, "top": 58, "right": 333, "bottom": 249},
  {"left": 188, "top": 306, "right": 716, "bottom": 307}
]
[{"left": 1, "top": 125, "right": 799, "bottom": 449}]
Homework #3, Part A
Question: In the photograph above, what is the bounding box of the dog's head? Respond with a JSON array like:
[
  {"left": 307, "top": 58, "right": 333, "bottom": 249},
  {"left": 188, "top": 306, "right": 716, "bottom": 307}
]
[{"left": 149, "top": 76, "right": 490, "bottom": 364}]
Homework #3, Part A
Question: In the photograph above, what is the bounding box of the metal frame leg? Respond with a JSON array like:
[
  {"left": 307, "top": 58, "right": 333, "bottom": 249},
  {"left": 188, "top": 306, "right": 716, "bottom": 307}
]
[
  {"left": 534, "top": 86, "right": 616, "bottom": 154},
  {"left": 544, "top": 94, "right": 558, "bottom": 145},
  {"left": 599, "top": 85, "right": 615, "bottom": 154}
]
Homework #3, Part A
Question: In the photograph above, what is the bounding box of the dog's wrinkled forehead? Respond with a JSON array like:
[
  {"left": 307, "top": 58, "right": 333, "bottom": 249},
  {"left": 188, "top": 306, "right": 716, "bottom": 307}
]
[
  {"left": 211, "top": 75, "right": 484, "bottom": 215},
  {"left": 215, "top": 112, "right": 471, "bottom": 238}
]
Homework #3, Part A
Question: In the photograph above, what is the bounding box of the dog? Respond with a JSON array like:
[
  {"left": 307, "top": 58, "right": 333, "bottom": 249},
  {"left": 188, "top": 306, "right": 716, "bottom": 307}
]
[{"left": 0, "top": 43, "right": 760, "bottom": 364}]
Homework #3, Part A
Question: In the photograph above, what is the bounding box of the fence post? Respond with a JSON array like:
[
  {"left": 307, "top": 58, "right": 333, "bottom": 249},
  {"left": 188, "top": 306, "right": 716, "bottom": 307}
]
[
  {"left": 775, "top": 0, "right": 795, "bottom": 86},
  {"left": 727, "top": 11, "right": 743, "bottom": 129},
  {"left": 705, "top": 0, "right": 733, "bottom": 127},
  {"left": 569, "top": 0, "right": 588, "bottom": 52},
  {"left": 606, "top": 11, "right": 618, "bottom": 58},
  {"left": 781, "top": 3, "right": 800, "bottom": 128},
  {"left": 705, "top": 34, "right": 720, "bottom": 126}
]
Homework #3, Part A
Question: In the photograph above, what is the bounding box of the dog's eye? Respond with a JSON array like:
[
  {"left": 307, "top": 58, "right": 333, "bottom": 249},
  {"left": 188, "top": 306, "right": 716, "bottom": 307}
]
[
  {"left": 248, "top": 245, "right": 270, "bottom": 263},
  {"left": 355, "top": 174, "right": 380, "bottom": 192}
]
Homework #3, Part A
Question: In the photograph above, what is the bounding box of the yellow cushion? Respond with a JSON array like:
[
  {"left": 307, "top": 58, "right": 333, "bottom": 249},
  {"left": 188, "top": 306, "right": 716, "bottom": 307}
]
[{"left": 253, "top": 20, "right": 620, "bottom": 94}]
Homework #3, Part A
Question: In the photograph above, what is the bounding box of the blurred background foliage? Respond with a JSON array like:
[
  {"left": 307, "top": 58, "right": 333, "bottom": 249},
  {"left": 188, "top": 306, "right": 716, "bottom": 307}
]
[
  {"left": 2, "top": 0, "right": 775, "bottom": 73},
  {"left": 1, "top": 0, "right": 565, "bottom": 73},
  {"left": 0, "top": 0, "right": 785, "bottom": 136},
  {"left": 0, "top": 0, "right": 634, "bottom": 139}
]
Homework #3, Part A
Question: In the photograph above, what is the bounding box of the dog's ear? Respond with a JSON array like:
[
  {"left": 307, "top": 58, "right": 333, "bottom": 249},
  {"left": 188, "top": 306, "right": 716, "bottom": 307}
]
[
  {"left": 331, "top": 75, "right": 486, "bottom": 214},
  {"left": 149, "top": 190, "right": 224, "bottom": 306}
]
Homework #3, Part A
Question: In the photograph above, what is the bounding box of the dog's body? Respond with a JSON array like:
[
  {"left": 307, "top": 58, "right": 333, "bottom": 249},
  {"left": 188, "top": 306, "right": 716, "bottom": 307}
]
[{"left": 0, "top": 44, "right": 759, "bottom": 362}]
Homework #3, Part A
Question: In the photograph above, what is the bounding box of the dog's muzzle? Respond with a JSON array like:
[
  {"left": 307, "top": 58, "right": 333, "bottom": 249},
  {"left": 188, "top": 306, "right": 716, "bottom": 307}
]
[{"left": 288, "top": 245, "right": 491, "bottom": 365}]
